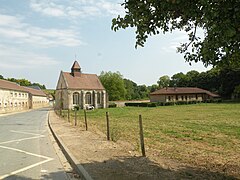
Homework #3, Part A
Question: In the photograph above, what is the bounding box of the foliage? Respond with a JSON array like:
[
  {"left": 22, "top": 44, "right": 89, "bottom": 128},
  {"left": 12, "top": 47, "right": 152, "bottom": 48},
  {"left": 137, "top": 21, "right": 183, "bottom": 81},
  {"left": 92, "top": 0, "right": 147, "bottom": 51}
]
[
  {"left": 112, "top": 0, "right": 240, "bottom": 67},
  {"left": 157, "top": 75, "right": 170, "bottom": 88},
  {"left": 125, "top": 102, "right": 158, "bottom": 107},
  {"left": 167, "top": 67, "right": 240, "bottom": 98},
  {"left": 124, "top": 79, "right": 138, "bottom": 100},
  {"left": 108, "top": 102, "right": 117, "bottom": 108},
  {"left": 148, "top": 84, "right": 158, "bottom": 93},
  {"left": 43, "top": 89, "right": 55, "bottom": 99},
  {"left": 0, "top": 75, "right": 47, "bottom": 89},
  {"left": 99, "top": 71, "right": 126, "bottom": 101}
]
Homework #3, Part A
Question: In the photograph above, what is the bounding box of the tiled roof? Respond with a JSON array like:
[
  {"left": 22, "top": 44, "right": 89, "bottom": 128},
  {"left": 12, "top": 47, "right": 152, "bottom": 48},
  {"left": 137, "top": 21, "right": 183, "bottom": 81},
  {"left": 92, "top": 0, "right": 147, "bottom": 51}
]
[
  {"left": 0, "top": 79, "right": 28, "bottom": 92},
  {"left": 22, "top": 86, "right": 47, "bottom": 97},
  {"left": 150, "top": 87, "right": 220, "bottom": 97},
  {"left": 62, "top": 72, "right": 105, "bottom": 90},
  {"left": 71, "top": 61, "right": 81, "bottom": 69},
  {"left": 0, "top": 79, "right": 47, "bottom": 97}
]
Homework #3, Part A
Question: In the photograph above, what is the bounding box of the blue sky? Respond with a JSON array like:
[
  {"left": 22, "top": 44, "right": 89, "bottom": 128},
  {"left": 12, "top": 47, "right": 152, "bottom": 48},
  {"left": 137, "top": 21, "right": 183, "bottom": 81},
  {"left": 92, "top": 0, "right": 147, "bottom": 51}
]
[{"left": 0, "top": 0, "right": 210, "bottom": 89}]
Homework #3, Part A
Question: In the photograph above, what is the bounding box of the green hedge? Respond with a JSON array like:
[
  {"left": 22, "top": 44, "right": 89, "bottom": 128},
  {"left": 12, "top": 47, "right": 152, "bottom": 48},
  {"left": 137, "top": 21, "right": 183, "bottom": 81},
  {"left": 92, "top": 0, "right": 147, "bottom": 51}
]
[
  {"left": 108, "top": 102, "right": 117, "bottom": 108},
  {"left": 125, "top": 102, "right": 158, "bottom": 107},
  {"left": 125, "top": 99, "right": 222, "bottom": 107}
]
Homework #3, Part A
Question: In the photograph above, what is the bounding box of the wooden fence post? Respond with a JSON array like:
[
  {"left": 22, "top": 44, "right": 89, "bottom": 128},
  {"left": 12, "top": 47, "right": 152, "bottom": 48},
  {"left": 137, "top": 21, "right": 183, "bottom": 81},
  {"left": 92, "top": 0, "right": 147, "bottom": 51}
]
[
  {"left": 74, "top": 109, "right": 77, "bottom": 126},
  {"left": 68, "top": 109, "right": 70, "bottom": 123},
  {"left": 139, "top": 115, "right": 146, "bottom": 157},
  {"left": 84, "top": 110, "right": 88, "bottom": 131},
  {"left": 106, "top": 112, "right": 110, "bottom": 141}
]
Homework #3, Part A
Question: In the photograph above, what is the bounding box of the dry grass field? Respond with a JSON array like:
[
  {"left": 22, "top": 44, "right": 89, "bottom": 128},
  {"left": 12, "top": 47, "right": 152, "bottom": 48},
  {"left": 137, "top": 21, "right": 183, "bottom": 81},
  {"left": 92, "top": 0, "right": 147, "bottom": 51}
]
[{"left": 60, "top": 103, "right": 240, "bottom": 178}]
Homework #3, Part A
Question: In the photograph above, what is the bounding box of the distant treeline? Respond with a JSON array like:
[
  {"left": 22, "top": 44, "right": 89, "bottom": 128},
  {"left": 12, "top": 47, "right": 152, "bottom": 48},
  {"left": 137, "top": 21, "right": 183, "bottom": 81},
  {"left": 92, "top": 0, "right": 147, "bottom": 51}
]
[
  {"left": 99, "top": 67, "right": 240, "bottom": 101},
  {"left": 0, "top": 75, "right": 46, "bottom": 89}
]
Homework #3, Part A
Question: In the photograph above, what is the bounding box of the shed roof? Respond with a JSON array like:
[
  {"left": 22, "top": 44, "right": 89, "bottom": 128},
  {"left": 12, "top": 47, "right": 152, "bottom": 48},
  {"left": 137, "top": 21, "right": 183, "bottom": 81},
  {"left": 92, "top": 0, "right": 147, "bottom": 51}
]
[{"left": 150, "top": 87, "right": 220, "bottom": 97}]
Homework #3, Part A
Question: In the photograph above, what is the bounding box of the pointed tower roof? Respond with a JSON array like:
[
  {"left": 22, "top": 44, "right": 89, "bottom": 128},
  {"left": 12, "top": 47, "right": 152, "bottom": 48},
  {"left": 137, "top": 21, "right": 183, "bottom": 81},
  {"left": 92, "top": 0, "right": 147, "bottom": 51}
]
[
  {"left": 71, "top": 61, "right": 81, "bottom": 69},
  {"left": 71, "top": 61, "right": 82, "bottom": 77}
]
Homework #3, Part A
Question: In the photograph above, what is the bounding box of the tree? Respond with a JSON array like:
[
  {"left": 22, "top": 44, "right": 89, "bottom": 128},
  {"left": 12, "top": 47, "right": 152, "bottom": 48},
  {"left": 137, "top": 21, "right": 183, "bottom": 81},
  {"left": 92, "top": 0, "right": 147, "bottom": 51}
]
[
  {"left": 185, "top": 70, "right": 200, "bottom": 87},
  {"left": 0, "top": 75, "right": 3, "bottom": 79},
  {"left": 112, "top": 1, "right": 240, "bottom": 67},
  {"left": 99, "top": 71, "right": 126, "bottom": 101},
  {"left": 149, "top": 84, "right": 158, "bottom": 93},
  {"left": 170, "top": 72, "right": 188, "bottom": 87},
  {"left": 136, "top": 85, "right": 149, "bottom": 99},
  {"left": 218, "top": 68, "right": 240, "bottom": 98},
  {"left": 157, "top": 75, "right": 170, "bottom": 88},
  {"left": 124, "top": 79, "right": 139, "bottom": 100}
]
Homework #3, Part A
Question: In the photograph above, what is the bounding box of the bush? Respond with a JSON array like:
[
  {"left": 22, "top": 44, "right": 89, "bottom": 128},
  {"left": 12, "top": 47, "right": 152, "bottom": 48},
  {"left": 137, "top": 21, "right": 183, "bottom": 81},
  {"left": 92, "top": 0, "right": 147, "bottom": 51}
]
[
  {"left": 73, "top": 105, "right": 80, "bottom": 110},
  {"left": 125, "top": 102, "right": 157, "bottom": 107},
  {"left": 108, "top": 102, "right": 117, "bottom": 108}
]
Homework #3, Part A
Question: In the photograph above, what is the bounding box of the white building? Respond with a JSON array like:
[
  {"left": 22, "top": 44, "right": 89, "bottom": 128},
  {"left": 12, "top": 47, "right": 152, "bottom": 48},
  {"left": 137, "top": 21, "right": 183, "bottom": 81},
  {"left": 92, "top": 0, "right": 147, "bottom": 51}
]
[{"left": 0, "top": 79, "right": 48, "bottom": 114}]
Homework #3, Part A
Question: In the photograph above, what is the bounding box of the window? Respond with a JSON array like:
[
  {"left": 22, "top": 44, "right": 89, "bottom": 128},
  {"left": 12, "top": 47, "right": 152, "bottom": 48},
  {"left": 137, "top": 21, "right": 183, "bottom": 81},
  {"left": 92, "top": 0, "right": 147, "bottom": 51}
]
[
  {"left": 15, "top": 93, "right": 17, "bottom": 97},
  {"left": 97, "top": 92, "right": 101, "bottom": 104},
  {"left": 85, "top": 92, "right": 91, "bottom": 104},
  {"left": 19, "top": 93, "right": 21, "bottom": 97},
  {"left": 176, "top": 95, "right": 178, "bottom": 101},
  {"left": 10, "top": 92, "right": 13, "bottom": 97},
  {"left": 168, "top": 96, "right": 171, "bottom": 101},
  {"left": 196, "top": 95, "right": 198, "bottom": 100},
  {"left": 185, "top": 96, "right": 188, "bottom": 100},
  {"left": 73, "top": 92, "right": 79, "bottom": 105}
]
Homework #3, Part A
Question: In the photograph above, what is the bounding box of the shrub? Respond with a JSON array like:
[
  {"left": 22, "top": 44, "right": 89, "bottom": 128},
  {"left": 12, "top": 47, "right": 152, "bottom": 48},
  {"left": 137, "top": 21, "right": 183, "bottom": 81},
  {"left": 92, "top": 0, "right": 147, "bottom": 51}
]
[
  {"left": 125, "top": 102, "right": 157, "bottom": 107},
  {"left": 73, "top": 105, "right": 80, "bottom": 110},
  {"left": 108, "top": 102, "right": 117, "bottom": 108}
]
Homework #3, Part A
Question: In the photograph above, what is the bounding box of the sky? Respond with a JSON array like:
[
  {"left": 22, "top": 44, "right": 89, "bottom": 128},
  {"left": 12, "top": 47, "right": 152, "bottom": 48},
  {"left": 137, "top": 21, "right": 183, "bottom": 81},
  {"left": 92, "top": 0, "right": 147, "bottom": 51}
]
[{"left": 0, "top": 0, "right": 211, "bottom": 89}]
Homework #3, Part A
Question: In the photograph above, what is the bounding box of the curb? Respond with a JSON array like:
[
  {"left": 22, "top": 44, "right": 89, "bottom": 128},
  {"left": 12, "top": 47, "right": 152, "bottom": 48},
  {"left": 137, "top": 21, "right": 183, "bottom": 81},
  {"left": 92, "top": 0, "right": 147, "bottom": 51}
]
[{"left": 48, "top": 111, "right": 93, "bottom": 180}]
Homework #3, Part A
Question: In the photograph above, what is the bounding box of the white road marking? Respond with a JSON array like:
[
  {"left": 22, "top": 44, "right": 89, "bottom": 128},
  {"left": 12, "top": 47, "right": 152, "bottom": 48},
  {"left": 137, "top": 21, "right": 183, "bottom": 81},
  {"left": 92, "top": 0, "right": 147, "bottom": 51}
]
[
  {"left": 0, "top": 136, "right": 45, "bottom": 145},
  {"left": 0, "top": 130, "right": 54, "bottom": 179},
  {"left": 10, "top": 130, "right": 43, "bottom": 136},
  {"left": 0, "top": 158, "right": 53, "bottom": 179},
  {"left": 41, "top": 169, "right": 48, "bottom": 173},
  {"left": 0, "top": 145, "right": 52, "bottom": 159}
]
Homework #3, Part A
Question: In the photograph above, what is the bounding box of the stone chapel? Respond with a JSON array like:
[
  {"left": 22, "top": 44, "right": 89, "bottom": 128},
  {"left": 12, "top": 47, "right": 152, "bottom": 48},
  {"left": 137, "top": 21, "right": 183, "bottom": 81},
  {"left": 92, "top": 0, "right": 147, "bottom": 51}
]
[{"left": 55, "top": 61, "right": 106, "bottom": 110}]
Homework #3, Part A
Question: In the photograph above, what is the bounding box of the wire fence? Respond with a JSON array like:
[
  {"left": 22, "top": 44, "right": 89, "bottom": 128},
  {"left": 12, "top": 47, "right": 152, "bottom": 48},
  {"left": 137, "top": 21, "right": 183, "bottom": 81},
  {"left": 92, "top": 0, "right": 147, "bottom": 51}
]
[{"left": 54, "top": 108, "right": 146, "bottom": 156}]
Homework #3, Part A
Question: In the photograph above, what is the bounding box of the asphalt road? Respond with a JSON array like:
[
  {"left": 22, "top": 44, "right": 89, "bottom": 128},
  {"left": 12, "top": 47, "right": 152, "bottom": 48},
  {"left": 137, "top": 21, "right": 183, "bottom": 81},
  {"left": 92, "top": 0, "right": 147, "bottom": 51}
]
[{"left": 0, "top": 108, "right": 70, "bottom": 180}]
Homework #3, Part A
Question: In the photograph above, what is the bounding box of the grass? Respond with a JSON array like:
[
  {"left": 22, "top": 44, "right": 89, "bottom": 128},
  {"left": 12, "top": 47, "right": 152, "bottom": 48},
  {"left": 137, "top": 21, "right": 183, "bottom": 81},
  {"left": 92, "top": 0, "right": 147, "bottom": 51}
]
[{"left": 59, "top": 103, "right": 240, "bottom": 177}]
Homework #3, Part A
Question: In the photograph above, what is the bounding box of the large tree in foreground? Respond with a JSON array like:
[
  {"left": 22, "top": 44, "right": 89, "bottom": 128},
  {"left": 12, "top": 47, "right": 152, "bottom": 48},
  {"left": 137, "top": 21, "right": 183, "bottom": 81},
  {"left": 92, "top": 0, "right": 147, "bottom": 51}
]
[{"left": 112, "top": 0, "right": 240, "bottom": 67}]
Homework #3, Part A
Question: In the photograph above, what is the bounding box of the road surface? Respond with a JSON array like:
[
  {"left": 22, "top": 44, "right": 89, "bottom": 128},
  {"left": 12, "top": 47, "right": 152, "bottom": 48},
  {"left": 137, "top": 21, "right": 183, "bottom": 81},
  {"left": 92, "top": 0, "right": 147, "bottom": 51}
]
[{"left": 0, "top": 108, "right": 71, "bottom": 179}]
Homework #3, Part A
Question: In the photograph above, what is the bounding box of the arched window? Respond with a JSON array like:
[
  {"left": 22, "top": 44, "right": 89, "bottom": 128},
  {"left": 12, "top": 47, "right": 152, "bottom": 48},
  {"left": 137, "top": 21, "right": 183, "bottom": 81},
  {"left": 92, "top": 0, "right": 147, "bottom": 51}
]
[
  {"left": 73, "top": 92, "right": 80, "bottom": 105},
  {"left": 97, "top": 92, "right": 101, "bottom": 104},
  {"left": 85, "top": 92, "right": 91, "bottom": 104}
]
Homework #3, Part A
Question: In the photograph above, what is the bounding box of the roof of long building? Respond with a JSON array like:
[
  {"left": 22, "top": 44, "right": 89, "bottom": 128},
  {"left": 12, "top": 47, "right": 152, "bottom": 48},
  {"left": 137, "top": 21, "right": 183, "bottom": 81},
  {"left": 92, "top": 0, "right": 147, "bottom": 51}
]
[
  {"left": 150, "top": 87, "right": 220, "bottom": 97},
  {"left": 0, "top": 79, "right": 28, "bottom": 92},
  {"left": 0, "top": 79, "right": 46, "bottom": 97}
]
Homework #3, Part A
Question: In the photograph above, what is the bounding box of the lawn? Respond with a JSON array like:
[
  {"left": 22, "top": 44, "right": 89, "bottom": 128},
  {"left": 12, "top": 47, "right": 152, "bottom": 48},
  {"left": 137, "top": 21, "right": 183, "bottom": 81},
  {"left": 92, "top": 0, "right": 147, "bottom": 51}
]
[{"left": 60, "top": 103, "right": 240, "bottom": 177}]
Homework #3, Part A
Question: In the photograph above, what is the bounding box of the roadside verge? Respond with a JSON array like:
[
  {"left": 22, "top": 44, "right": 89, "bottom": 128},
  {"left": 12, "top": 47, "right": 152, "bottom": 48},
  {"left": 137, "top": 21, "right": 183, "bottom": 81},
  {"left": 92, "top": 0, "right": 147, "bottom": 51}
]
[{"left": 48, "top": 111, "right": 93, "bottom": 180}]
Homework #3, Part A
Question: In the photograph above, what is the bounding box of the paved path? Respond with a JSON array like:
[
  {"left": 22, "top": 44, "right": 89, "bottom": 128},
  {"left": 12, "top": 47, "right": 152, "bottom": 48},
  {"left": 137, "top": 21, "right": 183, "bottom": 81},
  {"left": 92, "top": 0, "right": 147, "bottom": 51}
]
[{"left": 0, "top": 108, "right": 71, "bottom": 179}]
